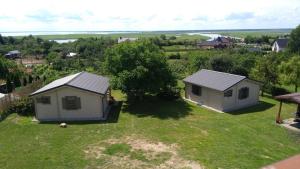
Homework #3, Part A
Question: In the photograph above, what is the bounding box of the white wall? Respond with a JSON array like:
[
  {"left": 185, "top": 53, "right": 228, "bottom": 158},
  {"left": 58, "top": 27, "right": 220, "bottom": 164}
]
[
  {"left": 222, "top": 79, "right": 260, "bottom": 111},
  {"left": 185, "top": 83, "right": 224, "bottom": 111},
  {"left": 33, "top": 86, "right": 108, "bottom": 121},
  {"left": 185, "top": 79, "right": 260, "bottom": 112}
]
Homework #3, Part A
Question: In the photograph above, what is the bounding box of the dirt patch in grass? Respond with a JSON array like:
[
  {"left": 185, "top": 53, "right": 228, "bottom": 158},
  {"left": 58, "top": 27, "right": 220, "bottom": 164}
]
[{"left": 84, "top": 136, "right": 202, "bottom": 169}]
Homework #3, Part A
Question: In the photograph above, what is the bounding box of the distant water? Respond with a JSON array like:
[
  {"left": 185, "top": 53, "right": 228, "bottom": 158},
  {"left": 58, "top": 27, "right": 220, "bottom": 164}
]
[{"left": 186, "top": 33, "right": 223, "bottom": 41}]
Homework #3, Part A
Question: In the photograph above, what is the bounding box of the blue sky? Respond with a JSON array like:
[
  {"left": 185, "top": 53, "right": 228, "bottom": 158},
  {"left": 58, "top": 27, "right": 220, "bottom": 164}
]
[{"left": 0, "top": 0, "right": 299, "bottom": 31}]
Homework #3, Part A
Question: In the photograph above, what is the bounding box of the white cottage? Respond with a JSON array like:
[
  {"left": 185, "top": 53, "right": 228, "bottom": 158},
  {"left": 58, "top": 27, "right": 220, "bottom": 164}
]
[
  {"left": 272, "top": 38, "right": 288, "bottom": 52},
  {"left": 30, "top": 72, "right": 110, "bottom": 121},
  {"left": 183, "top": 69, "right": 261, "bottom": 112}
]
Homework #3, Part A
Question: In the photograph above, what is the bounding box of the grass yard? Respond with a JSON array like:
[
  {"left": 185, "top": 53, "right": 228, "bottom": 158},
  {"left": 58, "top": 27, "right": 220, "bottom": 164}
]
[{"left": 0, "top": 91, "right": 300, "bottom": 169}]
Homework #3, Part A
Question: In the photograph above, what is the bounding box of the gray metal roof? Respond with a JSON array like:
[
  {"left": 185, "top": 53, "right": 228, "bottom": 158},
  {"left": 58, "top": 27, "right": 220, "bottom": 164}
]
[
  {"left": 30, "top": 72, "right": 109, "bottom": 96},
  {"left": 275, "top": 38, "right": 288, "bottom": 48},
  {"left": 183, "top": 69, "right": 246, "bottom": 91}
]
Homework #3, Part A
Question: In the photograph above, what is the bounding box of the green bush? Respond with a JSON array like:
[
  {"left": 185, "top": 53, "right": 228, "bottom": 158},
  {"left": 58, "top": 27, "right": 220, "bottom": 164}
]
[
  {"left": 157, "top": 86, "right": 181, "bottom": 100},
  {"left": 0, "top": 98, "right": 34, "bottom": 121},
  {"left": 269, "top": 86, "right": 290, "bottom": 96}
]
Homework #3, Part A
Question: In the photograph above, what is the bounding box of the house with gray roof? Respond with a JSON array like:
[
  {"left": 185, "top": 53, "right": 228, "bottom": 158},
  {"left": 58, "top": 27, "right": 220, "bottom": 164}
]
[
  {"left": 272, "top": 38, "right": 288, "bottom": 52},
  {"left": 183, "top": 69, "right": 261, "bottom": 112},
  {"left": 30, "top": 72, "right": 111, "bottom": 121},
  {"left": 5, "top": 50, "right": 21, "bottom": 59}
]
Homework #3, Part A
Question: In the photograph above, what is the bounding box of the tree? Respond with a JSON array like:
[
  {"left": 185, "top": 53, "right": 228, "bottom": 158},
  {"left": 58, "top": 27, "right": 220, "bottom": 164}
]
[
  {"left": 0, "top": 34, "right": 4, "bottom": 44},
  {"left": 160, "top": 34, "right": 167, "bottom": 40},
  {"left": 279, "top": 56, "right": 300, "bottom": 92},
  {"left": 288, "top": 24, "right": 300, "bottom": 54},
  {"left": 28, "top": 75, "right": 33, "bottom": 84},
  {"left": 250, "top": 55, "right": 279, "bottom": 96},
  {"left": 105, "top": 40, "right": 176, "bottom": 100},
  {"left": 210, "top": 56, "right": 234, "bottom": 73}
]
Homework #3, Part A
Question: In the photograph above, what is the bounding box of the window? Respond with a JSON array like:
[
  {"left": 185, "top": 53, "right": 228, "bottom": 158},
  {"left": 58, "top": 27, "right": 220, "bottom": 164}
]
[
  {"left": 62, "top": 96, "right": 81, "bottom": 110},
  {"left": 192, "top": 85, "right": 201, "bottom": 96},
  {"left": 238, "top": 87, "right": 249, "bottom": 100},
  {"left": 36, "top": 96, "right": 51, "bottom": 104},
  {"left": 224, "top": 90, "right": 233, "bottom": 97}
]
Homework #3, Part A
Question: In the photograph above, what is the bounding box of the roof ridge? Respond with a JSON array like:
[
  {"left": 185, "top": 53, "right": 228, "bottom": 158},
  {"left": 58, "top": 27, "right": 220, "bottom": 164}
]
[
  {"left": 65, "top": 72, "right": 84, "bottom": 85},
  {"left": 201, "top": 69, "right": 246, "bottom": 78}
]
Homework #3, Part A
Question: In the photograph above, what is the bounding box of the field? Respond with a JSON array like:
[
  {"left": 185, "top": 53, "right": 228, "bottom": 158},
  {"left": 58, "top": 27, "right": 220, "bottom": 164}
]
[
  {"left": 218, "top": 29, "right": 291, "bottom": 38},
  {"left": 25, "top": 33, "right": 209, "bottom": 42},
  {"left": 0, "top": 90, "right": 300, "bottom": 169}
]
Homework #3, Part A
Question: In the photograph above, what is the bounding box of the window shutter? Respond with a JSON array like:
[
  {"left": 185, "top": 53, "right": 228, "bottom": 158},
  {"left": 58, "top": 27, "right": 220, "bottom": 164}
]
[
  {"left": 62, "top": 97, "right": 67, "bottom": 109},
  {"left": 76, "top": 97, "right": 81, "bottom": 109}
]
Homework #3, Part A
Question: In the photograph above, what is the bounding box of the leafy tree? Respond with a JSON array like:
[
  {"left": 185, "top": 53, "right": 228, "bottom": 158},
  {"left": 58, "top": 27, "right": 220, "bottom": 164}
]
[
  {"left": 210, "top": 56, "right": 234, "bottom": 73},
  {"left": 250, "top": 55, "right": 279, "bottom": 96},
  {"left": 0, "top": 34, "right": 4, "bottom": 44},
  {"left": 13, "top": 75, "right": 21, "bottom": 88},
  {"left": 188, "top": 54, "right": 210, "bottom": 73},
  {"left": 105, "top": 40, "right": 176, "bottom": 100},
  {"left": 279, "top": 56, "right": 300, "bottom": 92},
  {"left": 160, "top": 34, "right": 167, "bottom": 40},
  {"left": 288, "top": 24, "right": 300, "bottom": 54}
]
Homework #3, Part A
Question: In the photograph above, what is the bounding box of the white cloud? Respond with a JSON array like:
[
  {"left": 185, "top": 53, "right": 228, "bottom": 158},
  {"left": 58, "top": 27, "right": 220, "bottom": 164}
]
[{"left": 0, "top": 0, "right": 299, "bottom": 31}]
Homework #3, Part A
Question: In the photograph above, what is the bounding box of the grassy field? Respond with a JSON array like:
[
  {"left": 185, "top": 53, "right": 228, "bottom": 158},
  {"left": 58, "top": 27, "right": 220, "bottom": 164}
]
[
  {"left": 218, "top": 29, "right": 291, "bottom": 38},
  {"left": 24, "top": 33, "right": 208, "bottom": 42},
  {"left": 0, "top": 90, "right": 300, "bottom": 169}
]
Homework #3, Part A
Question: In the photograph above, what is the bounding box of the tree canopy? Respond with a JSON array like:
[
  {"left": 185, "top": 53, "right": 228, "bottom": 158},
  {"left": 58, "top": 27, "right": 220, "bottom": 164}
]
[
  {"left": 288, "top": 24, "right": 300, "bottom": 54},
  {"left": 104, "top": 40, "right": 176, "bottom": 100}
]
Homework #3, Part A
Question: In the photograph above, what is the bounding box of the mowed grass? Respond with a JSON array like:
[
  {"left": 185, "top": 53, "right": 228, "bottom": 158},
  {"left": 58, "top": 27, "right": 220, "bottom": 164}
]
[{"left": 0, "top": 90, "right": 300, "bottom": 169}]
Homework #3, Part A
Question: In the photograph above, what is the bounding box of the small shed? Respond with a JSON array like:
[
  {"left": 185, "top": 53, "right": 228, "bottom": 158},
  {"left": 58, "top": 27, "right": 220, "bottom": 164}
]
[
  {"left": 274, "top": 93, "right": 300, "bottom": 123},
  {"left": 30, "top": 72, "right": 111, "bottom": 121},
  {"left": 183, "top": 69, "right": 261, "bottom": 112}
]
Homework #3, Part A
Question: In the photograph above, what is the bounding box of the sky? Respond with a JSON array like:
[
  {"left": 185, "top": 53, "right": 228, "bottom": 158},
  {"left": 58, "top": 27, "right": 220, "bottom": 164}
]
[{"left": 0, "top": 0, "right": 300, "bottom": 31}]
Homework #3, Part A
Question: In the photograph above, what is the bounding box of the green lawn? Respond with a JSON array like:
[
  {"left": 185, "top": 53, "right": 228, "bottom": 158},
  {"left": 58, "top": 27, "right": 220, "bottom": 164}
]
[{"left": 0, "top": 91, "right": 300, "bottom": 169}]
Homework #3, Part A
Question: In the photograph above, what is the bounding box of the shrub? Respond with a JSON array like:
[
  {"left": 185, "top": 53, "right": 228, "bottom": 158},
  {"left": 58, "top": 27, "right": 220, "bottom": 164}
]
[
  {"left": 0, "top": 98, "right": 34, "bottom": 121},
  {"left": 168, "top": 53, "right": 181, "bottom": 59},
  {"left": 270, "top": 86, "right": 290, "bottom": 96}
]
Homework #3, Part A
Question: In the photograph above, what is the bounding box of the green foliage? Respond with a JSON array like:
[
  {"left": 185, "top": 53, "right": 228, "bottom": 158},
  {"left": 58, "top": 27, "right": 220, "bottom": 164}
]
[
  {"left": 279, "top": 56, "right": 300, "bottom": 92},
  {"left": 250, "top": 55, "right": 279, "bottom": 95},
  {"left": 210, "top": 56, "right": 234, "bottom": 73},
  {"left": 160, "top": 34, "right": 167, "bottom": 40},
  {"left": 0, "top": 98, "right": 34, "bottom": 121},
  {"left": 288, "top": 24, "right": 300, "bottom": 53},
  {"left": 105, "top": 40, "right": 176, "bottom": 100}
]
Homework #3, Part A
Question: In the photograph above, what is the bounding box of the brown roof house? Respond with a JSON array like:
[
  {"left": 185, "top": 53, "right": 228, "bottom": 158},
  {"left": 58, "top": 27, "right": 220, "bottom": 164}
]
[
  {"left": 30, "top": 72, "right": 111, "bottom": 121},
  {"left": 197, "top": 37, "right": 233, "bottom": 49},
  {"left": 183, "top": 69, "right": 261, "bottom": 112}
]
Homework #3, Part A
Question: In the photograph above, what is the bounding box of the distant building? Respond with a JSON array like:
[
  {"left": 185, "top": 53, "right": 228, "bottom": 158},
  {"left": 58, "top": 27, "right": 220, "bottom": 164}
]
[
  {"left": 117, "top": 37, "right": 137, "bottom": 43},
  {"left": 5, "top": 50, "right": 21, "bottom": 59},
  {"left": 197, "top": 37, "right": 233, "bottom": 49},
  {"left": 66, "top": 52, "right": 77, "bottom": 58},
  {"left": 272, "top": 38, "right": 288, "bottom": 52}
]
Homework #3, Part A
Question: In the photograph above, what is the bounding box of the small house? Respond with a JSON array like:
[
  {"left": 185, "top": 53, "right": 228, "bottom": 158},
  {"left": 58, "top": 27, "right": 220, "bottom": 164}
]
[
  {"left": 5, "top": 50, "right": 21, "bottom": 59},
  {"left": 197, "top": 36, "right": 233, "bottom": 49},
  {"left": 272, "top": 38, "right": 288, "bottom": 52},
  {"left": 183, "top": 69, "right": 261, "bottom": 112},
  {"left": 30, "top": 72, "right": 110, "bottom": 121},
  {"left": 66, "top": 52, "right": 77, "bottom": 58},
  {"left": 117, "top": 37, "right": 137, "bottom": 43}
]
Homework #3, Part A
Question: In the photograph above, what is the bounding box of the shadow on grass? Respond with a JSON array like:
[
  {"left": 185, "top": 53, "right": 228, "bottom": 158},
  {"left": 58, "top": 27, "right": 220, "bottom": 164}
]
[
  {"left": 122, "top": 95, "right": 192, "bottom": 120},
  {"left": 39, "top": 101, "right": 123, "bottom": 125},
  {"left": 227, "top": 101, "right": 275, "bottom": 115}
]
